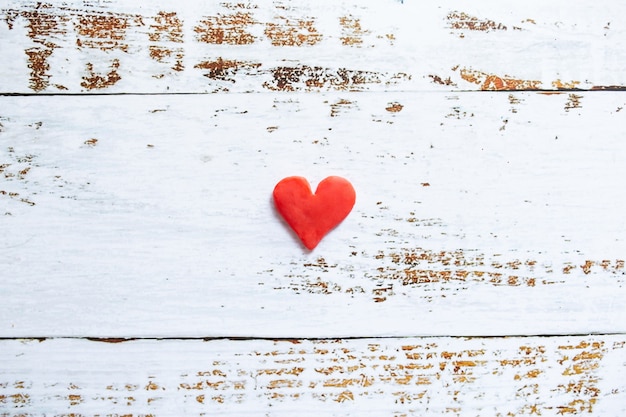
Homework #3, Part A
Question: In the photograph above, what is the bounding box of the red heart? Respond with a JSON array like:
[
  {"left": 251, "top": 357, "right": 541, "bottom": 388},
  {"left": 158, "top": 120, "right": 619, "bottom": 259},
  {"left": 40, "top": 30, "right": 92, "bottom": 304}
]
[{"left": 273, "top": 176, "right": 356, "bottom": 250}]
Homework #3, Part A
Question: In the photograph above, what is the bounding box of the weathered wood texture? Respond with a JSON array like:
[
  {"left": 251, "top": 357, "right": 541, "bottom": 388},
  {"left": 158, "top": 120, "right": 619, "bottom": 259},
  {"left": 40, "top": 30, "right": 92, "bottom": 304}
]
[
  {"left": 1, "top": 92, "right": 625, "bottom": 338},
  {"left": 1, "top": 0, "right": 626, "bottom": 94},
  {"left": 2, "top": 336, "right": 625, "bottom": 416},
  {"left": 1, "top": 1, "right": 625, "bottom": 415}
]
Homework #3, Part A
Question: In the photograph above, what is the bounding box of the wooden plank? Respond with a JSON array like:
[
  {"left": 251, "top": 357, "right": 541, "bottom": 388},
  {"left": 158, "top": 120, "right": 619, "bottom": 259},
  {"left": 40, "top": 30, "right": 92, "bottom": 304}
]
[
  {"left": 1, "top": 0, "right": 626, "bottom": 94},
  {"left": 1, "top": 92, "right": 625, "bottom": 338},
  {"left": 1, "top": 335, "right": 625, "bottom": 415},
  {"left": 2, "top": 2, "right": 625, "bottom": 414}
]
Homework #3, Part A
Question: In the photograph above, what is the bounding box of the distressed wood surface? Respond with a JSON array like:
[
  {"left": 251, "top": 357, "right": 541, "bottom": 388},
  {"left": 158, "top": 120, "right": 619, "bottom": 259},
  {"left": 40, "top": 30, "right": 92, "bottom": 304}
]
[
  {"left": 1, "top": 92, "right": 625, "bottom": 338},
  {"left": 1, "top": 0, "right": 626, "bottom": 94},
  {"left": 2, "top": 0, "right": 626, "bottom": 415},
  {"left": 2, "top": 336, "right": 626, "bottom": 415}
]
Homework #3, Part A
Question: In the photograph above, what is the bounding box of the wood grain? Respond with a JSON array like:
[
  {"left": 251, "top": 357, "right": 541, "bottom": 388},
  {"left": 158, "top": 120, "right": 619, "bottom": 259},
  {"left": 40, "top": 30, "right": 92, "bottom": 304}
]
[
  {"left": 1, "top": 1, "right": 625, "bottom": 414},
  {"left": 1, "top": 335, "right": 625, "bottom": 415},
  {"left": 1, "top": 92, "right": 624, "bottom": 337},
  {"left": 1, "top": 0, "right": 625, "bottom": 93}
]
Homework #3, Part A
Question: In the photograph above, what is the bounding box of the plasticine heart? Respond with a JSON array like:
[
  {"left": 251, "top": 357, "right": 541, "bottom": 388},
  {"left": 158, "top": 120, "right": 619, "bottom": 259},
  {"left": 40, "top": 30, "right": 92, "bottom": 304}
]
[{"left": 273, "top": 176, "right": 356, "bottom": 250}]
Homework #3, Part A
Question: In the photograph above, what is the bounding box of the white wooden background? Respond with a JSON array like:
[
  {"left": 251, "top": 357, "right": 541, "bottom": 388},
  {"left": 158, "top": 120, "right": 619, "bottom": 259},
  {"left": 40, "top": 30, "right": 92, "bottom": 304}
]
[{"left": 1, "top": 0, "right": 625, "bottom": 415}]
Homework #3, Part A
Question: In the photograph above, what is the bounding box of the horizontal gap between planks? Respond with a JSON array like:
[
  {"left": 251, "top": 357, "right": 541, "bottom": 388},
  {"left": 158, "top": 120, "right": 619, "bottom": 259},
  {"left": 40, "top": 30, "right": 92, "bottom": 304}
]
[
  {"left": 1, "top": 332, "right": 626, "bottom": 343},
  {"left": 1, "top": 88, "right": 626, "bottom": 98}
]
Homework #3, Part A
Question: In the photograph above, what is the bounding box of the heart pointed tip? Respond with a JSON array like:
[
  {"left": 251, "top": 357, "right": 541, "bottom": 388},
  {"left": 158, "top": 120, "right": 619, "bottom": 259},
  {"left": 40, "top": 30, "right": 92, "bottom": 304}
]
[{"left": 303, "top": 241, "right": 319, "bottom": 251}]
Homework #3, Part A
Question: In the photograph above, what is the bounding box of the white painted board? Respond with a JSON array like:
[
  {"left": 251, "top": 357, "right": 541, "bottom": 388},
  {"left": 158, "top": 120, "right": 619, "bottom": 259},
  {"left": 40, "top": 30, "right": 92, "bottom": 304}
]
[
  {"left": 1, "top": 0, "right": 625, "bottom": 94},
  {"left": 1, "top": 92, "right": 625, "bottom": 338},
  {"left": 2, "top": 0, "right": 625, "bottom": 414},
  {"left": 1, "top": 335, "right": 625, "bottom": 415}
]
